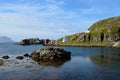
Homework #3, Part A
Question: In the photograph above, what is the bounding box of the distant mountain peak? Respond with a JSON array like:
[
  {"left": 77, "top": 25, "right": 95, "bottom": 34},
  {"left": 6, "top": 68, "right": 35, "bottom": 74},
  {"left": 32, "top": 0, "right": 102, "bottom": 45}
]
[{"left": 0, "top": 36, "right": 13, "bottom": 43}]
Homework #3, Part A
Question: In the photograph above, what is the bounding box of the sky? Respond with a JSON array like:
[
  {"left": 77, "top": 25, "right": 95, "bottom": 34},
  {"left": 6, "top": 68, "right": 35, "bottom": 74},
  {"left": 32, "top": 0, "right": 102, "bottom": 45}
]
[{"left": 0, "top": 0, "right": 120, "bottom": 41}]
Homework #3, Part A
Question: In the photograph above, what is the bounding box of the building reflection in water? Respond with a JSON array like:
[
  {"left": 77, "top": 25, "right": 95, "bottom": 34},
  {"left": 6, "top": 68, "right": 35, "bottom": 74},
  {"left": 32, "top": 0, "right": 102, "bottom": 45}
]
[{"left": 91, "top": 52, "right": 120, "bottom": 69}]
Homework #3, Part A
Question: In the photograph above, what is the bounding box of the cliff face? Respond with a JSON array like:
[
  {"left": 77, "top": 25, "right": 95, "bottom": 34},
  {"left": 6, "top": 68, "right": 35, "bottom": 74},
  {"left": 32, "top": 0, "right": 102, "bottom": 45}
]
[
  {"left": 58, "top": 16, "right": 120, "bottom": 43},
  {"left": 87, "top": 16, "right": 120, "bottom": 42}
]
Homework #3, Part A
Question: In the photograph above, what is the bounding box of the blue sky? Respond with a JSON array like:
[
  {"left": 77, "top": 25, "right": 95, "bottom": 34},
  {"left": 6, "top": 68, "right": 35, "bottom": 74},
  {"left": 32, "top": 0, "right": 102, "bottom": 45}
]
[{"left": 0, "top": 0, "right": 120, "bottom": 41}]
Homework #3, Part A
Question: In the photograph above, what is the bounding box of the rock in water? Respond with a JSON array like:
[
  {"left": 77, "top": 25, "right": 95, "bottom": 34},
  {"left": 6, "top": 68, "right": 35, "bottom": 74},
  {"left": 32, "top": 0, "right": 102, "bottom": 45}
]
[
  {"left": 23, "top": 53, "right": 29, "bottom": 57},
  {"left": 30, "top": 47, "right": 71, "bottom": 62},
  {"left": 16, "top": 56, "right": 24, "bottom": 60},
  {"left": 2, "top": 55, "right": 10, "bottom": 59}
]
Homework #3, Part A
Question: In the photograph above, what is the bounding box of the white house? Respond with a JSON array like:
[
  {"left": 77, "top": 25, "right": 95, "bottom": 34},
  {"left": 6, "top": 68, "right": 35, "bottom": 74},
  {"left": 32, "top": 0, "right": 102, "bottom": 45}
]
[
  {"left": 63, "top": 36, "right": 68, "bottom": 42},
  {"left": 85, "top": 30, "right": 90, "bottom": 33}
]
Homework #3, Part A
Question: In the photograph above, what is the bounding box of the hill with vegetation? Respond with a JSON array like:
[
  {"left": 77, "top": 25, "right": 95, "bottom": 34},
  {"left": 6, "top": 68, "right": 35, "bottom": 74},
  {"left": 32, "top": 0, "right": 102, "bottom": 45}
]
[
  {"left": 57, "top": 16, "right": 120, "bottom": 47},
  {"left": 0, "top": 36, "right": 13, "bottom": 43}
]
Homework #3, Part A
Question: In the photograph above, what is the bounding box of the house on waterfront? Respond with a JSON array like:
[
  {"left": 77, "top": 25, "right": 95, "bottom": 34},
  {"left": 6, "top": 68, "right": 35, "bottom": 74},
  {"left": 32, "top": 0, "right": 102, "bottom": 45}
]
[
  {"left": 20, "top": 38, "right": 53, "bottom": 45},
  {"left": 39, "top": 39, "right": 44, "bottom": 44},
  {"left": 63, "top": 36, "right": 68, "bottom": 42},
  {"left": 44, "top": 39, "right": 50, "bottom": 45},
  {"left": 20, "top": 39, "right": 31, "bottom": 45},
  {"left": 29, "top": 38, "right": 40, "bottom": 44},
  {"left": 20, "top": 38, "right": 40, "bottom": 45}
]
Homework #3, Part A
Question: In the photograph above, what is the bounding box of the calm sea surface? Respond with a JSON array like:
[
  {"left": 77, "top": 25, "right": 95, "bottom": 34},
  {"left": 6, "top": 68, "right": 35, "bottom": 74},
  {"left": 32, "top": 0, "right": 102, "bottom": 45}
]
[{"left": 0, "top": 43, "right": 120, "bottom": 80}]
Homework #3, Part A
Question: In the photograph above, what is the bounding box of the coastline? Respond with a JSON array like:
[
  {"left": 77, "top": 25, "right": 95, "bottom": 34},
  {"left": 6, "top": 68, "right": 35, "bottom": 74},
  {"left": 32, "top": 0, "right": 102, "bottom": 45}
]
[
  {"left": 0, "top": 43, "right": 120, "bottom": 80},
  {"left": 43, "top": 42, "right": 120, "bottom": 48}
]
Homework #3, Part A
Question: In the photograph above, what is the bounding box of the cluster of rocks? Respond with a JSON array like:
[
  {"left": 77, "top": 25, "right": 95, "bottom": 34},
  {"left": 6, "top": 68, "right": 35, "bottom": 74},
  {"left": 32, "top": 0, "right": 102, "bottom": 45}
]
[
  {"left": 30, "top": 47, "right": 71, "bottom": 62},
  {"left": 1, "top": 47, "right": 71, "bottom": 67},
  {"left": 2, "top": 54, "right": 29, "bottom": 60},
  {"left": 0, "top": 54, "right": 29, "bottom": 66}
]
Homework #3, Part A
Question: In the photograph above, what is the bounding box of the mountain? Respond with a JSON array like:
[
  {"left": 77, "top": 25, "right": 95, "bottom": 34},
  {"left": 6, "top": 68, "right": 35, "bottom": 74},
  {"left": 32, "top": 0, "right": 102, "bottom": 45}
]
[
  {"left": 88, "top": 16, "right": 120, "bottom": 42},
  {"left": 57, "top": 16, "right": 120, "bottom": 47},
  {"left": 0, "top": 36, "right": 13, "bottom": 43}
]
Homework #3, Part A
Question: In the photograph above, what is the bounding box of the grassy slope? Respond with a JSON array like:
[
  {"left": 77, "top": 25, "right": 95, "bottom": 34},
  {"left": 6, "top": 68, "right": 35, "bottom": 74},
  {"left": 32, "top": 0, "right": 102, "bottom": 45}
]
[{"left": 57, "top": 16, "right": 120, "bottom": 45}]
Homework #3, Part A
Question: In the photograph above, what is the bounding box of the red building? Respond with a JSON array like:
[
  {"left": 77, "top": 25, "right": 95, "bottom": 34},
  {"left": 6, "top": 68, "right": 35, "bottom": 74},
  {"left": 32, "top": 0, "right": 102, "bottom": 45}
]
[
  {"left": 20, "top": 39, "right": 30, "bottom": 45},
  {"left": 44, "top": 39, "right": 50, "bottom": 45}
]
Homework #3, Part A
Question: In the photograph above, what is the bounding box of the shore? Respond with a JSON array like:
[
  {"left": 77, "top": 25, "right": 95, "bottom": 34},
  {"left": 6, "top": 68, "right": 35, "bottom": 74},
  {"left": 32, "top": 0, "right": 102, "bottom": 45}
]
[{"left": 43, "top": 42, "right": 120, "bottom": 48}]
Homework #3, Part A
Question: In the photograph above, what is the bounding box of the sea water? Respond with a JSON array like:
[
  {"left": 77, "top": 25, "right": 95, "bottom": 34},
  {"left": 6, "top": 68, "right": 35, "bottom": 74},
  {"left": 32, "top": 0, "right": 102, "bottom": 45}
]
[{"left": 0, "top": 43, "right": 120, "bottom": 80}]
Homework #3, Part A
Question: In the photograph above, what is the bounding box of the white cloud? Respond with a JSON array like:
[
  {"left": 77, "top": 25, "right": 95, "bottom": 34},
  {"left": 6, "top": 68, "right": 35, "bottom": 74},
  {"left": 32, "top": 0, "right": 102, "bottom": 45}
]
[{"left": 0, "top": 0, "right": 98, "bottom": 41}]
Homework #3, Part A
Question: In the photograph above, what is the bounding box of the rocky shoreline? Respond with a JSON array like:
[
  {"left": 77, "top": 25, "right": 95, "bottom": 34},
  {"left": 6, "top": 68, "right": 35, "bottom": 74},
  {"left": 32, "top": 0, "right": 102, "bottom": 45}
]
[
  {"left": 0, "top": 47, "right": 71, "bottom": 67},
  {"left": 44, "top": 42, "right": 120, "bottom": 48}
]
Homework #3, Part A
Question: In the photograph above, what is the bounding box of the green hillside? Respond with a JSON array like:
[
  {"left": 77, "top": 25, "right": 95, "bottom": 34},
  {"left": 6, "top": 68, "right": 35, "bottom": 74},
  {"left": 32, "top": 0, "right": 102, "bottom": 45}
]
[
  {"left": 57, "top": 16, "right": 120, "bottom": 46},
  {"left": 89, "top": 16, "right": 120, "bottom": 34}
]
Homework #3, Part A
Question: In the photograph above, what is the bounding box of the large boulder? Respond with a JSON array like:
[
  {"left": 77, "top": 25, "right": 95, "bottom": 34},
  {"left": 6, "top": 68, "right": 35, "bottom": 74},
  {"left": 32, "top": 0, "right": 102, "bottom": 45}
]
[{"left": 30, "top": 47, "right": 71, "bottom": 62}]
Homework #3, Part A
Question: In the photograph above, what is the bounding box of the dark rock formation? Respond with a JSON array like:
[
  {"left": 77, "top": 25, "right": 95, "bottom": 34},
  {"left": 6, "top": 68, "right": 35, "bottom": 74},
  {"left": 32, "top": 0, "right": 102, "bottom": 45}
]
[
  {"left": 30, "top": 47, "right": 71, "bottom": 62},
  {"left": 2, "top": 55, "right": 10, "bottom": 59},
  {"left": 16, "top": 56, "right": 24, "bottom": 60},
  {"left": 77, "top": 33, "right": 91, "bottom": 42},
  {"left": 23, "top": 54, "right": 29, "bottom": 57}
]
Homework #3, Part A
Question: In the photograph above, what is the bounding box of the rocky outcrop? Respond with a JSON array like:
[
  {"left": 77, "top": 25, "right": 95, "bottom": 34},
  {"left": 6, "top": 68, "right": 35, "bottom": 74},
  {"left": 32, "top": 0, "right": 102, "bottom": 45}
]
[
  {"left": 77, "top": 33, "right": 90, "bottom": 42},
  {"left": 30, "top": 47, "right": 71, "bottom": 62}
]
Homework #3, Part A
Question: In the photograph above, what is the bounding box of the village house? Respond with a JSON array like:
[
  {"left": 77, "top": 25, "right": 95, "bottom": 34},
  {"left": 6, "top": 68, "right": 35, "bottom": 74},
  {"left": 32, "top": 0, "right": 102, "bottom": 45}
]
[{"left": 63, "top": 36, "right": 68, "bottom": 42}]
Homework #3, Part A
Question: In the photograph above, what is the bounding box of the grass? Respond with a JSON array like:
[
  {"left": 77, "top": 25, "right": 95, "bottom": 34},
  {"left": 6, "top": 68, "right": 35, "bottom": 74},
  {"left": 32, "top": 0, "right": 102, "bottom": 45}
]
[{"left": 57, "top": 41, "right": 111, "bottom": 46}]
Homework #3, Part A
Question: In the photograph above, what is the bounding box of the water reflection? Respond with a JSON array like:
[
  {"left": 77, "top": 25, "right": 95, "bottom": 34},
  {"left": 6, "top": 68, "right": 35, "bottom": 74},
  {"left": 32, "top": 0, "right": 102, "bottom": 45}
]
[
  {"left": 91, "top": 53, "right": 120, "bottom": 62},
  {"left": 37, "top": 58, "right": 71, "bottom": 67},
  {"left": 91, "top": 52, "right": 120, "bottom": 69}
]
